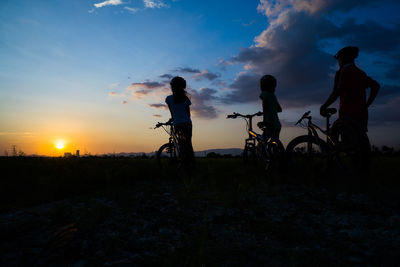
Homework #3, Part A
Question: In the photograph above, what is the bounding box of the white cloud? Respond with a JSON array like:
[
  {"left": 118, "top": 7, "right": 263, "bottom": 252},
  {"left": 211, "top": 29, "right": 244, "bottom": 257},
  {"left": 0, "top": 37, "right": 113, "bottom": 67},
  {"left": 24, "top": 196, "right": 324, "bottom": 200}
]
[
  {"left": 143, "top": 0, "right": 167, "bottom": 9},
  {"left": 94, "top": 0, "right": 124, "bottom": 8},
  {"left": 124, "top": 7, "right": 139, "bottom": 14}
]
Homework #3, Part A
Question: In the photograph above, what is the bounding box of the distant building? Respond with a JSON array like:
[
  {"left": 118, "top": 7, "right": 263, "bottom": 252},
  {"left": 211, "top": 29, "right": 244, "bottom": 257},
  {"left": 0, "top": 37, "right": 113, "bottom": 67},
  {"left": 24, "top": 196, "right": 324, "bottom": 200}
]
[
  {"left": 76, "top": 150, "right": 80, "bottom": 157},
  {"left": 64, "top": 152, "right": 72, "bottom": 157}
]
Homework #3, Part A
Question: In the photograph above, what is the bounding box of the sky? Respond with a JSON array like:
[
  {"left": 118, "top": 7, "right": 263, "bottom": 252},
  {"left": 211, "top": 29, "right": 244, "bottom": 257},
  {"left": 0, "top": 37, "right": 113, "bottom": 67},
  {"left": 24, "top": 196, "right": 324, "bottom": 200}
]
[{"left": 1, "top": 0, "right": 400, "bottom": 156}]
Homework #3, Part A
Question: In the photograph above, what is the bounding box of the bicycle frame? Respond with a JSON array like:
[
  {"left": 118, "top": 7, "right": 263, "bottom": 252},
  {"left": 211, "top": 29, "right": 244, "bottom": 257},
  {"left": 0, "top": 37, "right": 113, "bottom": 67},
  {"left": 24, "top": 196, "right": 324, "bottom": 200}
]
[
  {"left": 228, "top": 111, "right": 276, "bottom": 147},
  {"left": 297, "top": 109, "right": 338, "bottom": 150},
  {"left": 156, "top": 121, "right": 181, "bottom": 156}
]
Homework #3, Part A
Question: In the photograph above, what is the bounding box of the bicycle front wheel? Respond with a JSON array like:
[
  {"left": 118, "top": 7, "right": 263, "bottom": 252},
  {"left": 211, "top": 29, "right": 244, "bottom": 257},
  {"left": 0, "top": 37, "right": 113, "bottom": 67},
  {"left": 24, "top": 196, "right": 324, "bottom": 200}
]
[
  {"left": 156, "top": 143, "right": 178, "bottom": 168},
  {"left": 286, "top": 135, "right": 329, "bottom": 174},
  {"left": 243, "top": 144, "right": 257, "bottom": 163}
]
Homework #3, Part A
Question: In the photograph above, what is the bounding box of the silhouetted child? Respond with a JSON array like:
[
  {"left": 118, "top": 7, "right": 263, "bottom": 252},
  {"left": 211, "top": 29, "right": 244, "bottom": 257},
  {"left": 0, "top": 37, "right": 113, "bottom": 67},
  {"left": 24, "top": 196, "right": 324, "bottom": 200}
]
[
  {"left": 259, "top": 75, "right": 282, "bottom": 141},
  {"left": 165, "top": 76, "right": 194, "bottom": 166}
]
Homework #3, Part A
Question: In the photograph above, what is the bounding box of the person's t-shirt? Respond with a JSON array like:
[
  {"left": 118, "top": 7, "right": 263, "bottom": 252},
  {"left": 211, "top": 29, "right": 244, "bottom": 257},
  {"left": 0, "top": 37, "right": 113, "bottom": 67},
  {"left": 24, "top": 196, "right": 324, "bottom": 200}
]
[
  {"left": 260, "top": 91, "right": 281, "bottom": 129},
  {"left": 335, "top": 63, "right": 378, "bottom": 121},
  {"left": 165, "top": 95, "right": 191, "bottom": 125}
]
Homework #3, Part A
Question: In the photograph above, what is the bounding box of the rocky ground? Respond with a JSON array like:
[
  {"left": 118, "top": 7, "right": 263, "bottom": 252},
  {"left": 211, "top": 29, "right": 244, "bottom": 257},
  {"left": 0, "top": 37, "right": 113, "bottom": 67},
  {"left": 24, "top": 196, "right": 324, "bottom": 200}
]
[{"left": 1, "top": 176, "right": 399, "bottom": 266}]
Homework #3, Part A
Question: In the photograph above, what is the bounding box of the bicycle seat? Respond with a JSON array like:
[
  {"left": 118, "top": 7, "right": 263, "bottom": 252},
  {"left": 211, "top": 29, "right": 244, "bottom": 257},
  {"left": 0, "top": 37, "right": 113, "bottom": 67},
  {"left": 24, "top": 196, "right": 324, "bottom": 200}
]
[{"left": 321, "top": 108, "right": 337, "bottom": 117}]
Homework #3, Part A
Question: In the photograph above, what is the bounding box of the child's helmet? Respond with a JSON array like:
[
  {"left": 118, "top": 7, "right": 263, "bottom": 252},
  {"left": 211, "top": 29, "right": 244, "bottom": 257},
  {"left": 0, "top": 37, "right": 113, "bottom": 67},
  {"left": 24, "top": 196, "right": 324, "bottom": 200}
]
[{"left": 260, "top": 75, "right": 277, "bottom": 90}]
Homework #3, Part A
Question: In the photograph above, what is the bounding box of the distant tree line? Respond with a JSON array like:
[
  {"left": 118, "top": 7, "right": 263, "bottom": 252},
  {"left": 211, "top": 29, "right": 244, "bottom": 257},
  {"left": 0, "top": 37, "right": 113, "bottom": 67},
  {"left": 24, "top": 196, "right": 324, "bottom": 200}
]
[{"left": 371, "top": 145, "right": 400, "bottom": 156}]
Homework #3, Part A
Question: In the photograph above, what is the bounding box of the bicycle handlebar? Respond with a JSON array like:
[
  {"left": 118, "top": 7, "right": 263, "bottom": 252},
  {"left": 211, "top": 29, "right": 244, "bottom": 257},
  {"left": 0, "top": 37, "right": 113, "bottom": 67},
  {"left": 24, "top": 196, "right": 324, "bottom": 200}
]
[
  {"left": 154, "top": 119, "right": 173, "bottom": 129},
  {"left": 295, "top": 111, "right": 311, "bottom": 125},
  {"left": 295, "top": 108, "right": 337, "bottom": 125},
  {"left": 226, "top": 111, "right": 263, "bottom": 119}
]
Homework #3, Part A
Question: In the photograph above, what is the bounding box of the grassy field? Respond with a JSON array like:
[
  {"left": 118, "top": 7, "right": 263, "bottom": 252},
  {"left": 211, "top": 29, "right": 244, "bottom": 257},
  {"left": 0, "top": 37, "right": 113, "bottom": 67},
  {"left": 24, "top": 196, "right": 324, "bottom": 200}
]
[{"left": 1, "top": 156, "right": 399, "bottom": 266}]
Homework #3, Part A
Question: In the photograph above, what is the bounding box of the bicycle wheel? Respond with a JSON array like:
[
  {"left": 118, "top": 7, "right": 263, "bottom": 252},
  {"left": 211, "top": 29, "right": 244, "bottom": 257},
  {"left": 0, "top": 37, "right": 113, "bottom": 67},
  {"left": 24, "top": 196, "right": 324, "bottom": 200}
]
[
  {"left": 286, "top": 135, "right": 329, "bottom": 174},
  {"left": 257, "top": 140, "right": 285, "bottom": 171},
  {"left": 156, "top": 142, "right": 178, "bottom": 168},
  {"left": 266, "top": 139, "right": 285, "bottom": 160}
]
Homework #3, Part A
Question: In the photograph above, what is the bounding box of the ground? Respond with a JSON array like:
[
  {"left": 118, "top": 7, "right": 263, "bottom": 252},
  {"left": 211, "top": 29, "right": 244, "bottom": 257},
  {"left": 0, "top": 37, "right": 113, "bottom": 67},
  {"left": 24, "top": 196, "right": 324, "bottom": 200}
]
[{"left": 1, "top": 157, "right": 399, "bottom": 266}]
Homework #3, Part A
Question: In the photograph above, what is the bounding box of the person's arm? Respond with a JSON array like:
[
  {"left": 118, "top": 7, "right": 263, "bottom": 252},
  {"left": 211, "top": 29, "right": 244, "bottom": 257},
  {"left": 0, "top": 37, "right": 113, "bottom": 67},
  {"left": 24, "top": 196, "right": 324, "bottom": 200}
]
[
  {"left": 186, "top": 97, "right": 191, "bottom": 117},
  {"left": 366, "top": 76, "right": 380, "bottom": 108},
  {"left": 262, "top": 99, "right": 273, "bottom": 127},
  {"left": 320, "top": 71, "right": 342, "bottom": 115},
  {"left": 321, "top": 89, "right": 340, "bottom": 110},
  {"left": 165, "top": 97, "right": 174, "bottom": 122},
  {"left": 167, "top": 103, "right": 174, "bottom": 120}
]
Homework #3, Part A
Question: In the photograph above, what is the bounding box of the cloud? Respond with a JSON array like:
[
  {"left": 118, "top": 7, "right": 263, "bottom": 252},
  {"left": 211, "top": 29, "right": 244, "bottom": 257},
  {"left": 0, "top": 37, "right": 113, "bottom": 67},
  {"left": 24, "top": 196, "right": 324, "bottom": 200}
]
[
  {"left": 109, "top": 91, "right": 125, "bottom": 97},
  {"left": 370, "top": 94, "right": 400, "bottom": 124},
  {"left": 160, "top": 74, "right": 174, "bottom": 80},
  {"left": 127, "top": 81, "right": 165, "bottom": 90},
  {"left": 189, "top": 88, "right": 218, "bottom": 119},
  {"left": 149, "top": 103, "right": 168, "bottom": 109},
  {"left": 193, "top": 69, "right": 220, "bottom": 81},
  {"left": 218, "top": 58, "right": 234, "bottom": 71},
  {"left": 127, "top": 81, "right": 167, "bottom": 98},
  {"left": 222, "top": 0, "right": 400, "bottom": 111},
  {"left": 122, "top": 100, "right": 128, "bottom": 104},
  {"left": 147, "top": 88, "right": 218, "bottom": 119},
  {"left": 221, "top": 72, "right": 260, "bottom": 104},
  {"left": 94, "top": 0, "right": 123, "bottom": 8},
  {"left": 109, "top": 82, "right": 120, "bottom": 89},
  {"left": 124, "top": 7, "right": 138, "bottom": 14},
  {"left": 175, "top": 67, "right": 201, "bottom": 74},
  {"left": 143, "top": 0, "right": 167, "bottom": 9},
  {"left": 153, "top": 114, "right": 162, "bottom": 117}
]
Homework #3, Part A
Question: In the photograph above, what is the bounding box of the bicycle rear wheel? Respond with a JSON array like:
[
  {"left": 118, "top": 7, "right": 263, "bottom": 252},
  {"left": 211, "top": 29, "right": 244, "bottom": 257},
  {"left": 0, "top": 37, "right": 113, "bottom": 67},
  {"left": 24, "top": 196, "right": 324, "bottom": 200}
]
[
  {"left": 156, "top": 142, "right": 178, "bottom": 168},
  {"left": 257, "top": 140, "right": 285, "bottom": 171}
]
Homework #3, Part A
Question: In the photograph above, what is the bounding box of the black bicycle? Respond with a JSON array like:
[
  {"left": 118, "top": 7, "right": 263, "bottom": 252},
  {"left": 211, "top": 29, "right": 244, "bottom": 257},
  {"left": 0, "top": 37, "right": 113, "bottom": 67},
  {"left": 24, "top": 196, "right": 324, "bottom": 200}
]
[
  {"left": 286, "top": 108, "right": 359, "bottom": 173},
  {"left": 227, "top": 111, "right": 285, "bottom": 170}
]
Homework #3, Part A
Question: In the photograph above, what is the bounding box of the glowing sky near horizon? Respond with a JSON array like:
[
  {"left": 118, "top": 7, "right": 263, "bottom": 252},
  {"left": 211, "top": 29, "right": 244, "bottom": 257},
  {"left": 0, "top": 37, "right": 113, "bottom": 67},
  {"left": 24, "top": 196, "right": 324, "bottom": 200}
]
[{"left": 1, "top": 0, "right": 400, "bottom": 155}]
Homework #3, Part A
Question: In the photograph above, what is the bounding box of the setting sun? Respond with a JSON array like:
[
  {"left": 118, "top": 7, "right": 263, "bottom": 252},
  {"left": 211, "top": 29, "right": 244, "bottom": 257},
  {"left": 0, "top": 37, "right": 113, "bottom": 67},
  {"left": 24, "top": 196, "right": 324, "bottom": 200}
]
[{"left": 56, "top": 141, "right": 64, "bottom": 150}]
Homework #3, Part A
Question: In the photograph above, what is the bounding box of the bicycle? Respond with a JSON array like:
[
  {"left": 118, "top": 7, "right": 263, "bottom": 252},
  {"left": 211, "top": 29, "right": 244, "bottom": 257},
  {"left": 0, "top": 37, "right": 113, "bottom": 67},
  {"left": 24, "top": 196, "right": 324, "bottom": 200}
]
[
  {"left": 227, "top": 111, "right": 285, "bottom": 170},
  {"left": 286, "top": 108, "right": 358, "bottom": 173},
  {"left": 154, "top": 119, "right": 182, "bottom": 168}
]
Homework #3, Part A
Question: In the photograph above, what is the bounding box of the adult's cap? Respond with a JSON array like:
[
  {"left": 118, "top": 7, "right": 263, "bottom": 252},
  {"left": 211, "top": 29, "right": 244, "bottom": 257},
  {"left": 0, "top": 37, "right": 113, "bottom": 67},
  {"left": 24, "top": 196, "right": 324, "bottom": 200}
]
[{"left": 334, "top": 46, "right": 359, "bottom": 60}]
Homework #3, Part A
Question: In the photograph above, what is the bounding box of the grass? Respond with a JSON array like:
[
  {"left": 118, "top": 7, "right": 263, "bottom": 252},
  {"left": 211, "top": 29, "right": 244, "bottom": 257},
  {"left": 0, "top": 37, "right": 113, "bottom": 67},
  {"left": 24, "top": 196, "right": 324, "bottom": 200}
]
[
  {"left": 1, "top": 156, "right": 399, "bottom": 211},
  {"left": 1, "top": 156, "right": 399, "bottom": 266}
]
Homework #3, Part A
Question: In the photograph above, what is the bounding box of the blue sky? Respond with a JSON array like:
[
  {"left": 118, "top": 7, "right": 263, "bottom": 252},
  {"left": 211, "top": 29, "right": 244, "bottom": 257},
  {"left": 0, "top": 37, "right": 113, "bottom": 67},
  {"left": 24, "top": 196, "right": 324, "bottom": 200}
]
[{"left": 1, "top": 0, "right": 400, "bottom": 155}]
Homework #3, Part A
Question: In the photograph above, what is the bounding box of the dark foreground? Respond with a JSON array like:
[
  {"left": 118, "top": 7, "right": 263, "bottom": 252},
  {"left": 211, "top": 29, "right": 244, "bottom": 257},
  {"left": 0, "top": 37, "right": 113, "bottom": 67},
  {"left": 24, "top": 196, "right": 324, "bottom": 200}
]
[{"left": 1, "top": 157, "right": 399, "bottom": 266}]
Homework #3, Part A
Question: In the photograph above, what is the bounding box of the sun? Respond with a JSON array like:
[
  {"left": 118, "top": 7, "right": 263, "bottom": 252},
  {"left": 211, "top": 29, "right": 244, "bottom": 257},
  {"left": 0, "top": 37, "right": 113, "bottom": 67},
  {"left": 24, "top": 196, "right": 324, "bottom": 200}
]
[{"left": 56, "top": 141, "right": 64, "bottom": 150}]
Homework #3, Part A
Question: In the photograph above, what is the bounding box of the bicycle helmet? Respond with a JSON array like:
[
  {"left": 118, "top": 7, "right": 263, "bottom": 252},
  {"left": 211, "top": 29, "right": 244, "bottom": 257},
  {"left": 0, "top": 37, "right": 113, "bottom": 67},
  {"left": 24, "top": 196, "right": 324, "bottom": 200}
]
[
  {"left": 260, "top": 75, "right": 277, "bottom": 91},
  {"left": 334, "top": 46, "right": 359, "bottom": 60}
]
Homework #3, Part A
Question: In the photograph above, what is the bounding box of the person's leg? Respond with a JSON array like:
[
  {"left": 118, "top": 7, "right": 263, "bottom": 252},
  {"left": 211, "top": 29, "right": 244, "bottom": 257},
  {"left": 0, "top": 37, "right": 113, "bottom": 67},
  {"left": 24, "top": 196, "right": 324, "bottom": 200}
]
[
  {"left": 176, "top": 122, "right": 194, "bottom": 166},
  {"left": 185, "top": 122, "right": 194, "bottom": 163}
]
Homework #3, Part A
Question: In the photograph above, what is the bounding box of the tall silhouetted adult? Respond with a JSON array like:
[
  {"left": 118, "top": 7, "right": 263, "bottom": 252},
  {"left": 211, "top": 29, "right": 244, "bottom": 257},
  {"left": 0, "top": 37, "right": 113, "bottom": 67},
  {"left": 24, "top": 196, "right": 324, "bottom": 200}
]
[
  {"left": 320, "top": 46, "right": 380, "bottom": 176},
  {"left": 165, "top": 76, "right": 195, "bottom": 168}
]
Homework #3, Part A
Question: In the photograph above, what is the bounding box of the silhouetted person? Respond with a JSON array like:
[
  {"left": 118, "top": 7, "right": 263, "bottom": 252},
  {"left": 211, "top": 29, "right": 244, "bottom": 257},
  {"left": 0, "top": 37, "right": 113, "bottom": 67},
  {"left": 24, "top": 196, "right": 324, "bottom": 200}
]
[
  {"left": 258, "top": 75, "right": 282, "bottom": 141},
  {"left": 320, "top": 46, "right": 380, "bottom": 177},
  {"left": 166, "top": 76, "right": 194, "bottom": 167}
]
